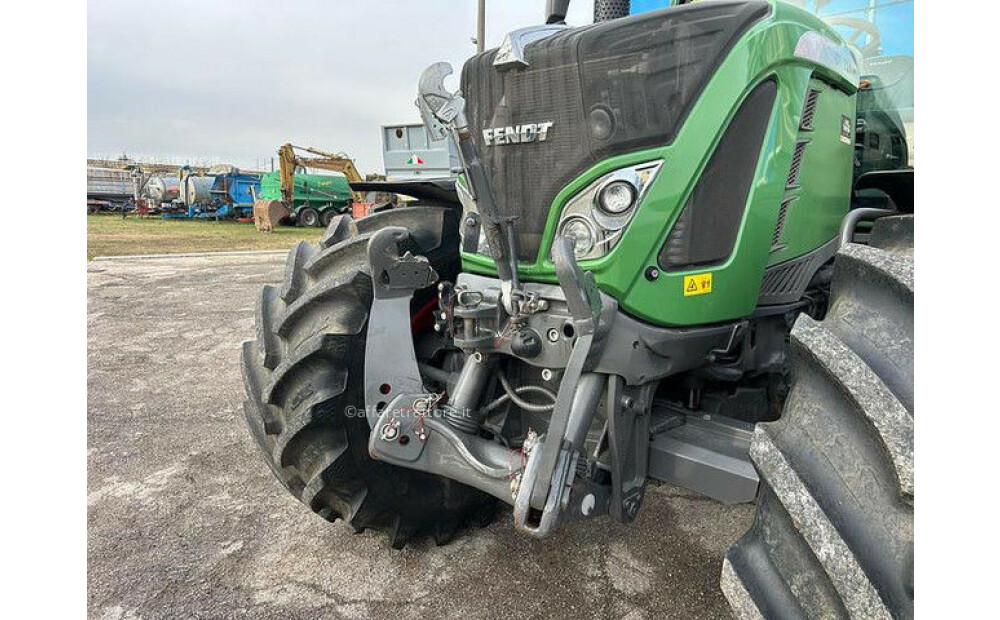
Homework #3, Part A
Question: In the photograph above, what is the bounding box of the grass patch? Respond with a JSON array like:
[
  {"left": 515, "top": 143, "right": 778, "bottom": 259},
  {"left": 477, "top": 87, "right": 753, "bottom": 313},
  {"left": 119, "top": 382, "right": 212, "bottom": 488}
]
[{"left": 87, "top": 214, "right": 324, "bottom": 260}]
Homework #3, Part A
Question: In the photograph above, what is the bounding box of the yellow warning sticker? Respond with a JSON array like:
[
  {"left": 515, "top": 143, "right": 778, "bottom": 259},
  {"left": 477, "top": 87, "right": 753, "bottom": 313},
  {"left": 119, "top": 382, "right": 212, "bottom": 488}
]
[{"left": 683, "top": 273, "right": 713, "bottom": 297}]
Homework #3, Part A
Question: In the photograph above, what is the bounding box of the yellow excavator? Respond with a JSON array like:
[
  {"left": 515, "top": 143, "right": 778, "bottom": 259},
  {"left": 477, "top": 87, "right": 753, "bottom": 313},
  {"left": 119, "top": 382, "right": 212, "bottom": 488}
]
[{"left": 253, "top": 143, "right": 365, "bottom": 232}]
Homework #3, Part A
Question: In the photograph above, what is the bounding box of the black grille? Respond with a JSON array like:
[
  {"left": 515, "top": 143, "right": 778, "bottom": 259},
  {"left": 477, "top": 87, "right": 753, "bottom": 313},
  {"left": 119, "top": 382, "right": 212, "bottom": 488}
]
[
  {"left": 657, "top": 78, "right": 777, "bottom": 271},
  {"left": 771, "top": 197, "right": 794, "bottom": 251},
  {"left": 786, "top": 140, "right": 808, "bottom": 189},
  {"left": 799, "top": 88, "right": 821, "bottom": 131},
  {"left": 461, "top": 1, "right": 770, "bottom": 261},
  {"left": 758, "top": 254, "right": 812, "bottom": 302}
]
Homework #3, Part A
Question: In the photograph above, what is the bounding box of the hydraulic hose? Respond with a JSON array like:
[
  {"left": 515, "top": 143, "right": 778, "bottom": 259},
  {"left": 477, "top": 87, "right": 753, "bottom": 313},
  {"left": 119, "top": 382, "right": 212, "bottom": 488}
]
[{"left": 495, "top": 372, "right": 557, "bottom": 413}]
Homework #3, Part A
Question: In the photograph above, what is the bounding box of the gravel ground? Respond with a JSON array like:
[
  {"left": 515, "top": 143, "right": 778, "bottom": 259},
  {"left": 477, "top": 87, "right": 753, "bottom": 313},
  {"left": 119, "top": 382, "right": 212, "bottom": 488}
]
[{"left": 87, "top": 252, "right": 754, "bottom": 619}]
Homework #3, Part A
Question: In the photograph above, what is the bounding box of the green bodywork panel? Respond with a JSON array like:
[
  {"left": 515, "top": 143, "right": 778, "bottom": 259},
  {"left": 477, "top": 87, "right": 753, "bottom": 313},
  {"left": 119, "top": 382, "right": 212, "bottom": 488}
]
[
  {"left": 461, "top": 0, "right": 858, "bottom": 327},
  {"left": 259, "top": 171, "right": 352, "bottom": 214}
]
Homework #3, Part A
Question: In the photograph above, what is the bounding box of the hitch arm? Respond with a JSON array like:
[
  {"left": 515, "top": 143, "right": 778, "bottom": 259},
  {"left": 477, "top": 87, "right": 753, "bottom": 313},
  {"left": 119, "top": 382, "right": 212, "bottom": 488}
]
[{"left": 417, "top": 62, "right": 520, "bottom": 310}]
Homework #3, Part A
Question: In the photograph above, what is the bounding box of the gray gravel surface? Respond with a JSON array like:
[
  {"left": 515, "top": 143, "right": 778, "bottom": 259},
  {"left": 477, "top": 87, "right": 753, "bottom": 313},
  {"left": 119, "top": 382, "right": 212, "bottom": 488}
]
[{"left": 88, "top": 253, "right": 754, "bottom": 619}]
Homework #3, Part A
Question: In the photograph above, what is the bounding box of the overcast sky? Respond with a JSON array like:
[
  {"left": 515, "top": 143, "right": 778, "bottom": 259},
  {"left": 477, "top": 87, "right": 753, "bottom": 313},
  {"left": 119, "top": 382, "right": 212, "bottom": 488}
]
[{"left": 88, "top": 0, "right": 594, "bottom": 174}]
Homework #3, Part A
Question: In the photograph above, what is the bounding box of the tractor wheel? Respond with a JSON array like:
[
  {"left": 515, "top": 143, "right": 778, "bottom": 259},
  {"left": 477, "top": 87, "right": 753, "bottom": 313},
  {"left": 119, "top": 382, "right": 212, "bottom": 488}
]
[
  {"left": 722, "top": 215, "right": 914, "bottom": 619},
  {"left": 320, "top": 209, "right": 334, "bottom": 228},
  {"left": 240, "top": 206, "right": 496, "bottom": 548},
  {"left": 298, "top": 207, "right": 320, "bottom": 228}
]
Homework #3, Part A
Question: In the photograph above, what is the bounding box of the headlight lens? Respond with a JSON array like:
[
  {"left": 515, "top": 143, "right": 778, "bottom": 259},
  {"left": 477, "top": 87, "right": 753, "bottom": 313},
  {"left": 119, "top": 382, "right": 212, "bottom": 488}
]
[
  {"left": 560, "top": 216, "right": 597, "bottom": 258},
  {"left": 554, "top": 160, "right": 663, "bottom": 261},
  {"left": 596, "top": 180, "right": 637, "bottom": 214}
]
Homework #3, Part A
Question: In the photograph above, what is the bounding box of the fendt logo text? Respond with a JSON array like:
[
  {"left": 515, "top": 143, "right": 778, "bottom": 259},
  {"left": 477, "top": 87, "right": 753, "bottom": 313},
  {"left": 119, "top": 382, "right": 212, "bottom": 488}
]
[{"left": 482, "top": 121, "right": 554, "bottom": 146}]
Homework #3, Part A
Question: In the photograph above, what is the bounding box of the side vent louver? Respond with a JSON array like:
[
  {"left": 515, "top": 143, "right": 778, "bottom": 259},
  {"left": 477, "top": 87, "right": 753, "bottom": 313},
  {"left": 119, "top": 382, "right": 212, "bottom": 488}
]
[
  {"left": 799, "top": 88, "right": 821, "bottom": 131},
  {"left": 770, "top": 86, "right": 820, "bottom": 256},
  {"left": 771, "top": 197, "right": 794, "bottom": 251},
  {"left": 785, "top": 140, "right": 808, "bottom": 189}
]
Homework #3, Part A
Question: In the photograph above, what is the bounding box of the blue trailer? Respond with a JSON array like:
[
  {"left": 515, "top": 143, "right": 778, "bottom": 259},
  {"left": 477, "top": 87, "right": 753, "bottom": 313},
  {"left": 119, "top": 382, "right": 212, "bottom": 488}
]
[{"left": 165, "top": 168, "right": 261, "bottom": 220}]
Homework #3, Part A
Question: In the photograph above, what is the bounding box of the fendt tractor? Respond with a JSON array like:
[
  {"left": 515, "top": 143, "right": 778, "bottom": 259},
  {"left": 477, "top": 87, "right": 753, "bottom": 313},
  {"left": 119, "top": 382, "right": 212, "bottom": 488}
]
[{"left": 240, "top": 0, "right": 914, "bottom": 616}]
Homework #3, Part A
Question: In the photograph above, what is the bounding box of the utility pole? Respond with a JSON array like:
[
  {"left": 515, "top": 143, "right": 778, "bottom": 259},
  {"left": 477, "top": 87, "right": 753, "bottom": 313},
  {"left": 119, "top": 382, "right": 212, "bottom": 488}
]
[{"left": 475, "top": 0, "right": 485, "bottom": 53}]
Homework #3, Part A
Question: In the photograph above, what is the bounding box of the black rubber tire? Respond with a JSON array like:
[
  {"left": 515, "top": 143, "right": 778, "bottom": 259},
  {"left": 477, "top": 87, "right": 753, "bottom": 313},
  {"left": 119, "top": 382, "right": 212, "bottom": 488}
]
[
  {"left": 298, "top": 207, "right": 320, "bottom": 228},
  {"left": 240, "top": 206, "right": 495, "bottom": 549},
  {"left": 320, "top": 209, "right": 335, "bottom": 228},
  {"left": 722, "top": 215, "right": 914, "bottom": 619}
]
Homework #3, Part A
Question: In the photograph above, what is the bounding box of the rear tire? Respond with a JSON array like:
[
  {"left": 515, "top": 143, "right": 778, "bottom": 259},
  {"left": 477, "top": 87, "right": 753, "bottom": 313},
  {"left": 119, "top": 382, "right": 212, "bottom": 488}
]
[
  {"left": 298, "top": 207, "right": 320, "bottom": 228},
  {"left": 722, "top": 216, "right": 914, "bottom": 619},
  {"left": 320, "top": 209, "right": 334, "bottom": 228},
  {"left": 240, "top": 207, "right": 495, "bottom": 548}
]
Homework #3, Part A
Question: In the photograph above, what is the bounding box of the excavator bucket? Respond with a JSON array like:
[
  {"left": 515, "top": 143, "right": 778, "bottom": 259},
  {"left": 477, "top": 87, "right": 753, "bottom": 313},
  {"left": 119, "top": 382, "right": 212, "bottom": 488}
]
[{"left": 253, "top": 199, "right": 289, "bottom": 233}]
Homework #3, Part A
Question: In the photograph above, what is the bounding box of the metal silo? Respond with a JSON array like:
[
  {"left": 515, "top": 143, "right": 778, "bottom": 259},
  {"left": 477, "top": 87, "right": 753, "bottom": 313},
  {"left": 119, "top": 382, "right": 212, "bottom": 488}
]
[
  {"left": 145, "top": 175, "right": 181, "bottom": 204},
  {"left": 181, "top": 175, "right": 216, "bottom": 206}
]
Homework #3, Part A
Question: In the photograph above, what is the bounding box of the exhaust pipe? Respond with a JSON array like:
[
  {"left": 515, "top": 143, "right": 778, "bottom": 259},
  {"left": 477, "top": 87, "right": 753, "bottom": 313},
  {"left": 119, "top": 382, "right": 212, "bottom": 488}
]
[
  {"left": 594, "top": 0, "right": 631, "bottom": 21},
  {"left": 547, "top": 0, "right": 631, "bottom": 24}
]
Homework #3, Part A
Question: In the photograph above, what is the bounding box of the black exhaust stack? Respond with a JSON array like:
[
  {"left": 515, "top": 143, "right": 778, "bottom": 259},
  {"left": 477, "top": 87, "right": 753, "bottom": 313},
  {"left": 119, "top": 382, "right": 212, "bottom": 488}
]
[
  {"left": 594, "top": 0, "right": 631, "bottom": 21},
  {"left": 546, "top": 0, "right": 631, "bottom": 24}
]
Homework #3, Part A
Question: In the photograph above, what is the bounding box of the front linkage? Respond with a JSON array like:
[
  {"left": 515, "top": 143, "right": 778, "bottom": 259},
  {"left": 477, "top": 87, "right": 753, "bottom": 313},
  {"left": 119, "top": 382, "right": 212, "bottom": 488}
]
[
  {"left": 365, "top": 224, "right": 638, "bottom": 536},
  {"left": 361, "top": 63, "right": 745, "bottom": 537}
]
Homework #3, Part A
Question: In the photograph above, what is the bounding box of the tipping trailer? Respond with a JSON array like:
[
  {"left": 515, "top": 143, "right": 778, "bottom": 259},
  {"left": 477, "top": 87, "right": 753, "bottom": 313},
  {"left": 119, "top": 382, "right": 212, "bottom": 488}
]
[
  {"left": 87, "top": 166, "right": 136, "bottom": 212},
  {"left": 164, "top": 168, "right": 261, "bottom": 220}
]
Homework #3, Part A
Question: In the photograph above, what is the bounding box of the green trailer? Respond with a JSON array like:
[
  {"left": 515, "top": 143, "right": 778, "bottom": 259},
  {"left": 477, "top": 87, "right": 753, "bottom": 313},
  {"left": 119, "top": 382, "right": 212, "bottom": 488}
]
[{"left": 258, "top": 170, "right": 353, "bottom": 227}]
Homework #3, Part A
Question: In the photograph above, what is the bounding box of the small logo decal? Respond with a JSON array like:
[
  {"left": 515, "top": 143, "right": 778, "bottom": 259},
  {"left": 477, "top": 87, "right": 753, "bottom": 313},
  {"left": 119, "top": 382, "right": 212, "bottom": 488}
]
[
  {"left": 407, "top": 154, "right": 425, "bottom": 165},
  {"left": 683, "top": 273, "right": 713, "bottom": 297},
  {"left": 840, "top": 115, "right": 852, "bottom": 144}
]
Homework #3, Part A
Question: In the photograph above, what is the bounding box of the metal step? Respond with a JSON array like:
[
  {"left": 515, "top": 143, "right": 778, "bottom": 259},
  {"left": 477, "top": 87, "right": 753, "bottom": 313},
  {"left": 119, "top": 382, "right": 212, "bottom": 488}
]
[{"left": 647, "top": 404, "right": 759, "bottom": 504}]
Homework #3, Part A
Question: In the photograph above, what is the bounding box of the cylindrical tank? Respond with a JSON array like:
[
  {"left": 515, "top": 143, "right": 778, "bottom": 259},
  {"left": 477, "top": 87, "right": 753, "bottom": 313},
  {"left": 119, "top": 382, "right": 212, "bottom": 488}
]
[
  {"left": 145, "top": 175, "right": 181, "bottom": 204},
  {"left": 182, "top": 175, "right": 216, "bottom": 205}
]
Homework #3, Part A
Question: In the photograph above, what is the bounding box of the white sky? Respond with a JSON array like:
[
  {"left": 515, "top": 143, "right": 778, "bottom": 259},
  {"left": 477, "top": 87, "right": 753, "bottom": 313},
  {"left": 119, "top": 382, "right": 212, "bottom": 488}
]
[{"left": 88, "top": 0, "right": 594, "bottom": 174}]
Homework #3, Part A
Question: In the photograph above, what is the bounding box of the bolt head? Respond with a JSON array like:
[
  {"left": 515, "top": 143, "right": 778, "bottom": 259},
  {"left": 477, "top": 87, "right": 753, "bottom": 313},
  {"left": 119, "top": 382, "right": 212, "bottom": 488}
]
[
  {"left": 644, "top": 266, "right": 659, "bottom": 281},
  {"left": 546, "top": 328, "right": 559, "bottom": 342},
  {"left": 380, "top": 424, "right": 399, "bottom": 441}
]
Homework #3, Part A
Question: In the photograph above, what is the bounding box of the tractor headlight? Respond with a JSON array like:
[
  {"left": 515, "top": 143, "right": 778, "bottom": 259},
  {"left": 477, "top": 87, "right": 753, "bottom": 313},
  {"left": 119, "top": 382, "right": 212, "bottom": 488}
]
[
  {"left": 596, "top": 179, "right": 638, "bottom": 215},
  {"left": 555, "top": 160, "right": 662, "bottom": 261},
  {"left": 561, "top": 216, "right": 597, "bottom": 258}
]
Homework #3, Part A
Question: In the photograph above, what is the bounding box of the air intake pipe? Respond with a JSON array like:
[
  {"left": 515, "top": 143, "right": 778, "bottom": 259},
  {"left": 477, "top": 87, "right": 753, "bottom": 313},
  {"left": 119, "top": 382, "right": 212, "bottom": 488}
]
[{"left": 546, "top": 0, "right": 632, "bottom": 24}]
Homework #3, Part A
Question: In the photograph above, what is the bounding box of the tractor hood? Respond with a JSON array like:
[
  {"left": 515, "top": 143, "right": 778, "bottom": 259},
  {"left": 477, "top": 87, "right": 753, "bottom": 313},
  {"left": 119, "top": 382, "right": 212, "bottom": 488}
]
[{"left": 460, "top": 0, "right": 769, "bottom": 262}]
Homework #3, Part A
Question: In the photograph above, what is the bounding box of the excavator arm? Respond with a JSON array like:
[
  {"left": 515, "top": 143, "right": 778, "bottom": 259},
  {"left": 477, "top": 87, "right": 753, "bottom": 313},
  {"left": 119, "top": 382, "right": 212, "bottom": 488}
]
[
  {"left": 278, "top": 143, "right": 365, "bottom": 204},
  {"left": 256, "top": 143, "right": 365, "bottom": 233}
]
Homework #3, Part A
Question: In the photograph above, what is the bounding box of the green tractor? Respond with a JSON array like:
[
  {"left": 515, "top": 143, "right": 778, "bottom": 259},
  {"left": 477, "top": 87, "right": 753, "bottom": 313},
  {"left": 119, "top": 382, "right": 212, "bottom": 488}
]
[{"left": 240, "top": 0, "right": 913, "bottom": 616}]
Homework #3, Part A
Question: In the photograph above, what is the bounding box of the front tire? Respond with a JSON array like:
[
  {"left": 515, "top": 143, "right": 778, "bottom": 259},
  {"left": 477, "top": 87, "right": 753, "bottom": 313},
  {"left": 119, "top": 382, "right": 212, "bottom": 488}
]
[
  {"left": 722, "top": 215, "right": 914, "bottom": 619},
  {"left": 240, "top": 207, "right": 495, "bottom": 548}
]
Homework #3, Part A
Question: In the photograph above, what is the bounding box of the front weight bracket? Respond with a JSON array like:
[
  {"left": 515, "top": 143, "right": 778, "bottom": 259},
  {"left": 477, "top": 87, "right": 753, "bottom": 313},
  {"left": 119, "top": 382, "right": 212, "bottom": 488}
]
[{"left": 364, "top": 227, "right": 438, "bottom": 428}]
